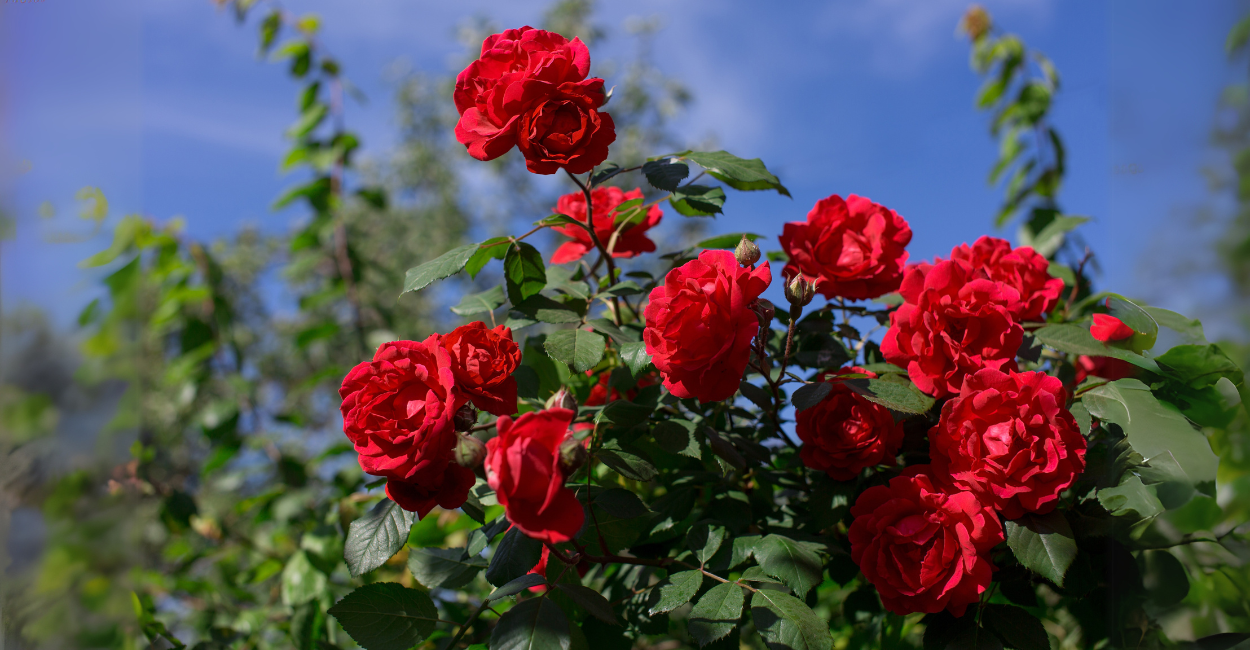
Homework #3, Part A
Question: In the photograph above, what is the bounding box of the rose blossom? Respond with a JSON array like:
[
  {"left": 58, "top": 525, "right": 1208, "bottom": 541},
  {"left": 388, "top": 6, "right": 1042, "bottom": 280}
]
[
  {"left": 944, "top": 236, "right": 1063, "bottom": 321},
  {"left": 549, "top": 187, "right": 662, "bottom": 264},
  {"left": 643, "top": 250, "right": 772, "bottom": 402},
  {"left": 1091, "top": 314, "right": 1134, "bottom": 342},
  {"left": 1074, "top": 355, "right": 1136, "bottom": 384},
  {"left": 881, "top": 260, "right": 1024, "bottom": 398},
  {"left": 929, "top": 368, "right": 1087, "bottom": 519},
  {"left": 796, "top": 367, "right": 904, "bottom": 481},
  {"left": 780, "top": 194, "right": 912, "bottom": 300},
  {"left": 440, "top": 322, "right": 522, "bottom": 416},
  {"left": 485, "top": 408, "right": 585, "bottom": 544},
  {"left": 849, "top": 467, "right": 1003, "bottom": 616},
  {"left": 339, "top": 337, "right": 475, "bottom": 517}
]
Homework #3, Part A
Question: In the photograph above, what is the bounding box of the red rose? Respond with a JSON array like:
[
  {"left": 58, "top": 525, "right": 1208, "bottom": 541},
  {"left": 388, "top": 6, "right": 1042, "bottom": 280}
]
[
  {"left": 526, "top": 545, "right": 589, "bottom": 593},
  {"left": 881, "top": 261, "right": 1024, "bottom": 398},
  {"left": 339, "top": 337, "right": 475, "bottom": 517},
  {"left": 454, "top": 27, "right": 614, "bottom": 174},
  {"left": 929, "top": 369, "right": 1086, "bottom": 519},
  {"left": 1074, "top": 355, "right": 1137, "bottom": 384},
  {"left": 514, "top": 82, "right": 615, "bottom": 174},
  {"left": 440, "top": 322, "right": 522, "bottom": 417},
  {"left": 780, "top": 194, "right": 912, "bottom": 300},
  {"left": 550, "top": 187, "right": 663, "bottom": 264},
  {"left": 849, "top": 467, "right": 1003, "bottom": 616},
  {"left": 944, "top": 236, "right": 1063, "bottom": 321},
  {"left": 584, "top": 368, "right": 658, "bottom": 407},
  {"left": 796, "top": 367, "right": 904, "bottom": 481},
  {"left": 1091, "top": 314, "right": 1134, "bottom": 342},
  {"left": 643, "top": 250, "right": 772, "bottom": 402},
  {"left": 485, "top": 408, "right": 585, "bottom": 544}
]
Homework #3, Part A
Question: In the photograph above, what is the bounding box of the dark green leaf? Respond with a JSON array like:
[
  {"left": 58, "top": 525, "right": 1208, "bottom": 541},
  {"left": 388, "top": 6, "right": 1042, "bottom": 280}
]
[
  {"left": 1182, "top": 633, "right": 1250, "bottom": 650},
  {"left": 683, "top": 151, "right": 790, "bottom": 196},
  {"left": 536, "top": 213, "right": 586, "bottom": 229},
  {"left": 643, "top": 159, "right": 690, "bottom": 191},
  {"left": 670, "top": 185, "right": 727, "bottom": 216},
  {"left": 485, "top": 527, "right": 543, "bottom": 587},
  {"left": 487, "top": 574, "right": 547, "bottom": 601},
  {"left": 620, "top": 341, "right": 652, "bottom": 377},
  {"left": 843, "top": 377, "right": 934, "bottom": 414},
  {"left": 1097, "top": 475, "right": 1165, "bottom": 520},
  {"left": 344, "top": 499, "right": 416, "bottom": 577},
  {"left": 1004, "top": 511, "right": 1077, "bottom": 587},
  {"left": 791, "top": 382, "right": 831, "bottom": 412},
  {"left": 556, "top": 584, "right": 618, "bottom": 625},
  {"left": 653, "top": 420, "right": 701, "bottom": 459},
  {"left": 512, "top": 294, "right": 586, "bottom": 324},
  {"left": 689, "top": 582, "right": 745, "bottom": 647},
  {"left": 1034, "top": 324, "right": 1161, "bottom": 373},
  {"left": 327, "top": 583, "right": 437, "bottom": 650},
  {"left": 1141, "top": 549, "right": 1190, "bottom": 608},
  {"left": 467, "top": 516, "right": 510, "bottom": 557},
  {"left": 687, "top": 522, "right": 728, "bottom": 565},
  {"left": 1155, "top": 344, "right": 1244, "bottom": 389},
  {"left": 1230, "top": 16, "right": 1250, "bottom": 53},
  {"left": 402, "top": 243, "right": 478, "bottom": 295},
  {"left": 596, "top": 400, "right": 655, "bottom": 428},
  {"left": 545, "top": 329, "right": 607, "bottom": 373},
  {"left": 451, "top": 286, "right": 506, "bottom": 316},
  {"left": 750, "top": 590, "right": 835, "bottom": 650},
  {"left": 731, "top": 536, "right": 761, "bottom": 568},
  {"left": 696, "top": 232, "right": 764, "bottom": 249},
  {"left": 288, "top": 102, "right": 328, "bottom": 138},
  {"left": 504, "top": 242, "right": 547, "bottom": 305},
  {"left": 982, "top": 605, "right": 1048, "bottom": 650},
  {"left": 588, "top": 318, "right": 639, "bottom": 344},
  {"left": 1106, "top": 296, "right": 1159, "bottom": 352},
  {"left": 466, "top": 237, "right": 510, "bottom": 279},
  {"left": 739, "top": 382, "right": 773, "bottom": 411},
  {"left": 407, "top": 547, "right": 486, "bottom": 590},
  {"left": 757, "top": 534, "right": 823, "bottom": 598},
  {"left": 489, "top": 597, "right": 571, "bottom": 650},
  {"left": 649, "top": 570, "right": 704, "bottom": 615},
  {"left": 594, "top": 488, "right": 651, "bottom": 519},
  {"left": 596, "top": 445, "right": 658, "bottom": 482},
  {"left": 1143, "top": 306, "right": 1207, "bottom": 345},
  {"left": 356, "top": 186, "right": 387, "bottom": 210}
]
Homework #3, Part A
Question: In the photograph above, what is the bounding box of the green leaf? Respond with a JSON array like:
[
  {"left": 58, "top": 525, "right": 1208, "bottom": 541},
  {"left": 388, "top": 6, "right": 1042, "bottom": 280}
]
[
  {"left": 288, "top": 102, "right": 328, "bottom": 138},
  {"left": 273, "top": 177, "right": 331, "bottom": 210},
  {"left": 327, "top": 583, "right": 437, "bottom": 650},
  {"left": 981, "top": 605, "right": 1048, "bottom": 650},
  {"left": 1004, "top": 511, "right": 1077, "bottom": 587},
  {"left": 485, "top": 527, "right": 543, "bottom": 587},
  {"left": 1082, "top": 379, "right": 1219, "bottom": 502},
  {"left": 281, "top": 551, "right": 327, "bottom": 606},
  {"left": 696, "top": 232, "right": 764, "bottom": 249},
  {"left": 1228, "top": 15, "right": 1250, "bottom": 53},
  {"left": 545, "top": 264, "right": 591, "bottom": 300},
  {"left": 1141, "top": 549, "right": 1190, "bottom": 608},
  {"left": 504, "top": 242, "right": 547, "bottom": 305},
  {"left": 512, "top": 295, "right": 586, "bottom": 324},
  {"left": 620, "top": 341, "right": 653, "bottom": 377},
  {"left": 649, "top": 570, "right": 704, "bottom": 615},
  {"left": 588, "top": 318, "right": 639, "bottom": 344},
  {"left": 1018, "top": 214, "right": 1088, "bottom": 259},
  {"left": 683, "top": 151, "right": 791, "bottom": 196},
  {"left": 407, "top": 547, "right": 487, "bottom": 590},
  {"left": 1034, "top": 324, "right": 1161, "bottom": 373},
  {"left": 689, "top": 581, "right": 745, "bottom": 646},
  {"left": 687, "top": 522, "right": 728, "bottom": 565},
  {"left": 487, "top": 574, "right": 547, "bottom": 601},
  {"left": 643, "top": 159, "right": 690, "bottom": 191},
  {"left": 594, "top": 488, "right": 651, "bottom": 519},
  {"left": 596, "top": 400, "right": 655, "bottom": 428},
  {"left": 545, "top": 329, "right": 607, "bottom": 373},
  {"left": 757, "top": 534, "right": 824, "bottom": 598},
  {"left": 536, "top": 212, "right": 586, "bottom": 229},
  {"left": 1142, "top": 307, "right": 1207, "bottom": 345},
  {"left": 1155, "top": 344, "right": 1244, "bottom": 389},
  {"left": 596, "top": 444, "right": 658, "bottom": 482},
  {"left": 731, "top": 536, "right": 761, "bottom": 568},
  {"left": 1106, "top": 296, "right": 1158, "bottom": 352},
  {"left": 490, "top": 597, "right": 571, "bottom": 650},
  {"left": 670, "top": 185, "right": 727, "bottom": 216},
  {"left": 344, "top": 499, "right": 416, "bottom": 577},
  {"left": 402, "top": 243, "right": 478, "bottom": 295},
  {"left": 791, "top": 382, "right": 832, "bottom": 412},
  {"left": 466, "top": 237, "right": 510, "bottom": 279},
  {"left": 843, "top": 377, "right": 935, "bottom": 415},
  {"left": 451, "top": 285, "right": 506, "bottom": 316},
  {"left": 556, "top": 584, "right": 618, "bottom": 624},
  {"left": 653, "top": 420, "right": 701, "bottom": 459},
  {"left": 750, "top": 590, "right": 835, "bottom": 650},
  {"left": 1098, "top": 475, "right": 1165, "bottom": 521}
]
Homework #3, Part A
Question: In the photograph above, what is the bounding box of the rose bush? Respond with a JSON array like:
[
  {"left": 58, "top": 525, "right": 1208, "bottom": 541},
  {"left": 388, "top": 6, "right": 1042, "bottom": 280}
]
[
  {"left": 796, "top": 367, "right": 904, "bottom": 480},
  {"left": 441, "top": 321, "right": 522, "bottom": 416},
  {"left": 549, "top": 186, "right": 662, "bottom": 263},
  {"left": 780, "top": 193, "right": 912, "bottom": 300},
  {"left": 483, "top": 408, "right": 583, "bottom": 543}
]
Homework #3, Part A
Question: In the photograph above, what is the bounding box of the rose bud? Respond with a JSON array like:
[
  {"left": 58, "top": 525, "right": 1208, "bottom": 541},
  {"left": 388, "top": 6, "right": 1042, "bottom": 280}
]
[
  {"left": 454, "top": 433, "right": 488, "bottom": 469},
  {"left": 752, "top": 298, "right": 776, "bottom": 326},
  {"left": 558, "top": 436, "right": 589, "bottom": 475},
  {"left": 545, "top": 387, "right": 578, "bottom": 413},
  {"left": 785, "top": 274, "right": 816, "bottom": 308},
  {"left": 734, "top": 234, "right": 761, "bottom": 267},
  {"left": 453, "top": 403, "right": 478, "bottom": 432}
]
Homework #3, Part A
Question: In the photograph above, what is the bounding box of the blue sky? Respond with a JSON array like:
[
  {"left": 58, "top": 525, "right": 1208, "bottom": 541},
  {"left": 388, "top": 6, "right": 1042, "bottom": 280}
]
[{"left": 0, "top": 0, "right": 1245, "bottom": 336}]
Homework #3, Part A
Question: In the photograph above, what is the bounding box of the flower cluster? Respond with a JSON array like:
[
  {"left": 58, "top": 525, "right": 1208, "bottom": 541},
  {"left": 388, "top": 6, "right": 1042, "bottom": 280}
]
[{"left": 454, "top": 26, "right": 615, "bottom": 174}]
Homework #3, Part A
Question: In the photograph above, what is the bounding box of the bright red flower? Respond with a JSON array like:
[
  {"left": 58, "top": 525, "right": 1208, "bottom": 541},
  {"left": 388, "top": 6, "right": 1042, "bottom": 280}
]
[
  {"left": 881, "top": 261, "right": 1024, "bottom": 398},
  {"left": 849, "top": 467, "right": 1003, "bottom": 617},
  {"left": 643, "top": 250, "right": 772, "bottom": 402},
  {"left": 1074, "top": 355, "right": 1137, "bottom": 384},
  {"left": 550, "top": 187, "right": 663, "bottom": 264},
  {"left": 944, "top": 236, "right": 1062, "bottom": 321},
  {"left": 484, "top": 408, "right": 585, "bottom": 544},
  {"left": 1091, "top": 314, "right": 1134, "bottom": 342},
  {"left": 454, "top": 26, "right": 614, "bottom": 174},
  {"left": 928, "top": 369, "right": 1087, "bottom": 519},
  {"left": 796, "top": 367, "right": 904, "bottom": 481},
  {"left": 780, "top": 194, "right": 912, "bottom": 300},
  {"left": 440, "top": 322, "right": 522, "bottom": 416},
  {"left": 339, "top": 337, "right": 475, "bottom": 517}
]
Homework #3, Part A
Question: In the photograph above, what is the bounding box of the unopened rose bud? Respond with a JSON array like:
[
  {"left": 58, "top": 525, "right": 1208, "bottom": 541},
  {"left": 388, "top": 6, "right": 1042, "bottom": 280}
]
[
  {"left": 454, "top": 433, "right": 488, "bottom": 468},
  {"left": 558, "top": 436, "right": 588, "bottom": 475},
  {"left": 784, "top": 274, "right": 816, "bottom": 308},
  {"left": 545, "top": 387, "right": 578, "bottom": 414},
  {"left": 734, "top": 235, "right": 761, "bottom": 267},
  {"left": 453, "top": 404, "right": 477, "bottom": 432},
  {"left": 960, "top": 5, "right": 991, "bottom": 41},
  {"left": 752, "top": 298, "right": 776, "bottom": 326}
]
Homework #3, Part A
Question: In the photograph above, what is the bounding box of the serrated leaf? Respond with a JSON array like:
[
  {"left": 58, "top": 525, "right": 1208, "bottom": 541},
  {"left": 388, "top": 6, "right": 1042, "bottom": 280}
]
[
  {"left": 504, "top": 242, "right": 547, "bottom": 305},
  {"left": 596, "top": 400, "right": 654, "bottom": 428},
  {"left": 512, "top": 294, "right": 586, "bottom": 324},
  {"left": 740, "top": 382, "right": 773, "bottom": 411},
  {"left": 756, "top": 535, "right": 823, "bottom": 598},
  {"left": 689, "top": 581, "right": 745, "bottom": 646},
  {"left": 620, "top": 341, "right": 652, "bottom": 377},
  {"left": 596, "top": 445, "right": 658, "bottom": 482},
  {"left": 402, "top": 243, "right": 478, "bottom": 294},
  {"left": 467, "top": 516, "right": 510, "bottom": 557},
  {"left": 750, "top": 590, "right": 834, "bottom": 650},
  {"left": 791, "top": 382, "right": 832, "bottom": 411},
  {"left": 490, "top": 597, "right": 571, "bottom": 650},
  {"left": 1005, "top": 511, "right": 1077, "bottom": 587},
  {"left": 687, "top": 522, "right": 728, "bottom": 565},
  {"left": 1097, "top": 475, "right": 1165, "bottom": 520},
  {"left": 545, "top": 329, "right": 607, "bottom": 373},
  {"left": 487, "top": 574, "right": 547, "bottom": 601},
  {"left": 344, "top": 499, "right": 416, "bottom": 577},
  {"left": 594, "top": 488, "right": 651, "bottom": 519},
  {"left": 653, "top": 420, "right": 701, "bottom": 459},
  {"left": 642, "top": 159, "right": 690, "bottom": 192},
  {"left": 556, "top": 584, "right": 618, "bottom": 625},
  {"left": 451, "top": 285, "right": 506, "bottom": 316},
  {"left": 485, "top": 527, "right": 543, "bottom": 587},
  {"left": 981, "top": 605, "right": 1049, "bottom": 650},
  {"left": 670, "top": 185, "right": 727, "bottom": 216},
  {"left": 327, "top": 583, "right": 437, "bottom": 650},
  {"left": 588, "top": 318, "right": 639, "bottom": 344},
  {"left": 731, "top": 535, "right": 761, "bottom": 568},
  {"left": 650, "top": 570, "right": 704, "bottom": 615},
  {"left": 466, "top": 237, "right": 510, "bottom": 279},
  {"left": 407, "top": 547, "right": 487, "bottom": 590},
  {"left": 843, "top": 377, "right": 934, "bottom": 415},
  {"left": 683, "top": 151, "right": 790, "bottom": 196}
]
